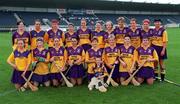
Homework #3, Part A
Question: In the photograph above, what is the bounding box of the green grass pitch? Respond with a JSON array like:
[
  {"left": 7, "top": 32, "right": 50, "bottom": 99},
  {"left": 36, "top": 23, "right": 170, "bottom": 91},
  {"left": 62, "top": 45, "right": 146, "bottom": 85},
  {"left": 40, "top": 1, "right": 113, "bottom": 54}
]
[{"left": 0, "top": 28, "right": 179, "bottom": 104}]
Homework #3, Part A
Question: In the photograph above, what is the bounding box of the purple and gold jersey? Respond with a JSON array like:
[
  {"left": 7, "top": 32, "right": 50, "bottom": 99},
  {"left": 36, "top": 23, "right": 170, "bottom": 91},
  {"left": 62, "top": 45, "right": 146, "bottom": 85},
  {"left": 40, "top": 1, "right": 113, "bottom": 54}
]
[
  {"left": 119, "top": 45, "right": 135, "bottom": 72},
  {"left": 128, "top": 28, "right": 141, "bottom": 49},
  {"left": 152, "top": 27, "right": 168, "bottom": 47},
  {"left": 114, "top": 27, "right": 129, "bottom": 45},
  {"left": 134, "top": 46, "right": 158, "bottom": 68},
  {"left": 32, "top": 48, "right": 50, "bottom": 75},
  {"left": 77, "top": 28, "right": 91, "bottom": 45},
  {"left": 30, "top": 30, "right": 48, "bottom": 50},
  {"left": 7, "top": 49, "right": 31, "bottom": 71},
  {"left": 67, "top": 46, "right": 85, "bottom": 63},
  {"left": 91, "top": 31, "right": 108, "bottom": 48},
  {"left": 47, "top": 29, "right": 65, "bottom": 48},
  {"left": 103, "top": 46, "right": 120, "bottom": 65},
  {"left": 64, "top": 32, "right": 78, "bottom": 47},
  {"left": 85, "top": 48, "right": 104, "bottom": 74},
  {"left": 93, "top": 64, "right": 108, "bottom": 77},
  {"left": 49, "top": 47, "right": 67, "bottom": 73},
  {"left": 141, "top": 29, "right": 153, "bottom": 45},
  {"left": 12, "top": 31, "right": 30, "bottom": 50},
  {"left": 105, "top": 30, "right": 114, "bottom": 47}
]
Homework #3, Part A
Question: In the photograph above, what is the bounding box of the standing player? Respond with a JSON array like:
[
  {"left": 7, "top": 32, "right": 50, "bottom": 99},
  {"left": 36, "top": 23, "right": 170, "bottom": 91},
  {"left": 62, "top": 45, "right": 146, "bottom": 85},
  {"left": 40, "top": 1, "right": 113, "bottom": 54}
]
[
  {"left": 141, "top": 19, "right": 153, "bottom": 45},
  {"left": 152, "top": 19, "right": 168, "bottom": 81},
  {"left": 49, "top": 37, "right": 67, "bottom": 87},
  {"left": 86, "top": 37, "right": 104, "bottom": 82},
  {"left": 119, "top": 35, "right": 136, "bottom": 85},
  {"left": 114, "top": 17, "right": 129, "bottom": 48},
  {"left": 105, "top": 20, "right": 114, "bottom": 44},
  {"left": 77, "top": 18, "right": 92, "bottom": 51},
  {"left": 30, "top": 19, "right": 48, "bottom": 50},
  {"left": 64, "top": 23, "right": 78, "bottom": 48},
  {"left": 7, "top": 39, "right": 31, "bottom": 90},
  {"left": 67, "top": 38, "right": 85, "bottom": 85},
  {"left": 47, "top": 19, "right": 65, "bottom": 49},
  {"left": 91, "top": 21, "right": 108, "bottom": 49},
  {"left": 135, "top": 36, "right": 158, "bottom": 85},
  {"left": 12, "top": 21, "right": 30, "bottom": 50},
  {"left": 104, "top": 35, "right": 120, "bottom": 83},
  {"left": 31, "top": 38, "right": 50, "bottom": 87},
  {"left": 128, "top": 18, "right": 141, "bottom": 49}
]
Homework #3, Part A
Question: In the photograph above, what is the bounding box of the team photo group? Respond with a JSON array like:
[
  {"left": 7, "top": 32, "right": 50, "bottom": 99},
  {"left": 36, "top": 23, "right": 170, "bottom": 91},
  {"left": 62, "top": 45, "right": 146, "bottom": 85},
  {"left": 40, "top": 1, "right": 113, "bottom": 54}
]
[{"left": 7, "top": 17, "right": 168, "bottom": 92}]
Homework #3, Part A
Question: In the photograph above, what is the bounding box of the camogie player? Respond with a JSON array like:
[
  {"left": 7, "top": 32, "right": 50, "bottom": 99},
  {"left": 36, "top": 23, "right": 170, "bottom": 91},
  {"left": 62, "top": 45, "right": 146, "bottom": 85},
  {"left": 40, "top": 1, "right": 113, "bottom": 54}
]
[
  {"left": 91, "top": 21, "right": 108, "bottom": 49},
  {"left": 135, "top": 36, "right": 158, "bottom": 85},
  {"left": 103, "top": 34, "right": 120, "bottom": 83},
  {"left": 64, "top": 23, "right": 78, "bottom": 48},
  {"left": 86, "top": 37, "right": 104, "bottom": 82},
  {"left": 114, "top": 17, "right": 129, "bottom": 48},
  {"left": 47, "top": 19, "right": 65, "bottom": 49},
  {"left": 7, "top": 39, "right": 31, "bottom": 90},
  {"left": 67, "top": 38, "right": 85, "bottom": 85},
  {"left": 12, "top": 21, "right": 30, "bottom": 50},
  {"left": 31, "top": 38, "right": 50, "bottom": 87},
  {"left": 77, "top": 18, "right": 92, "bottom": 51},
  {"left": 128, "top": 18, "right": 141, "bottom": 49},
  {"left": 119, "top": 35, "right": 136, "bottom": 85},
  {"left": 152, "top": 19, "right": 168, "bottom": 81},
  {"left": 49, "top": 37, "right": 67, "bottom": 87},
  {"left": 105, "top": 20, "right": 114, "bottom": 46},
  {"left": 105, "top": 20, "right": 114, "bottom": 36},
  {"left": 141, "top": 19, "right": 153, "bottom": 45},
  {"left": 30, "top": 19, "right": 48, "bottom": 50}
]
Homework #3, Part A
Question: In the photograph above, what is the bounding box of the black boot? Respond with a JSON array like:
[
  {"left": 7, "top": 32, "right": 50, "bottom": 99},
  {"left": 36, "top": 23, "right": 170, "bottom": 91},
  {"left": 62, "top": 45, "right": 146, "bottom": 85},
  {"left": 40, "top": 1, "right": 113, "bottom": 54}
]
[
  {"left": 160, "top": 69, "right": 166, "bottom": 82},
  {"left": 161, "top": 74, "right": 165, "bottom": 81}
]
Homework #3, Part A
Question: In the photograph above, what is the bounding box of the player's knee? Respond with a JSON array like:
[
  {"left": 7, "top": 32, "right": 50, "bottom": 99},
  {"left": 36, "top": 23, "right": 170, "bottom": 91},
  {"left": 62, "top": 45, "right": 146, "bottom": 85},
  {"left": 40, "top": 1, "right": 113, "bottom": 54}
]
[
  {"left": 44, "top": 81, "right": 50, "bottom": 87},
  {"left": 34, "top": 81, "right": 39, "bottom": 87},
  {"left": 137, "top": 77, "right": 144, "bottom": 83},
  {"left": 147, "top": 78, "right": 154, "bottom": 85}
]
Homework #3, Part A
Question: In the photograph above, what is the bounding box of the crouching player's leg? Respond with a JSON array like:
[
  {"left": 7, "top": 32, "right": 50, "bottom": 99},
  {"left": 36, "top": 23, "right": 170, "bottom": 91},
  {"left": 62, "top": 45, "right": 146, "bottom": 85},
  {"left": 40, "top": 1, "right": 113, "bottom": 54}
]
[{"left": 136, "top": 67, "right": 154, "bottom": 85}]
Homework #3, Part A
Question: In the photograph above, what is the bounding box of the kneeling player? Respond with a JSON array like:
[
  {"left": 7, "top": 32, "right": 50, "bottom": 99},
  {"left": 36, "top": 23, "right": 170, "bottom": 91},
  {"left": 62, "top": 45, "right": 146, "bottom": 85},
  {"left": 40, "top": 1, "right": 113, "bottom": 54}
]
[
  {"left": 119, "top": 35, "right": 138, "bottom": 85},
  {"left": 67, "top": 38, "right": 85, "bottom": 85},
  {"left": 104, "top": 35, "right": 120, "bottom": 83},
  {"left": 7, "top": 39, "right": 31, "bottom": 90},
  {"left": 31, "top": 38, "right": 50, "bottom": 87},
  {"left": 135, "top": 37, "right": 158, "bottom": 85},
  {"left": 49, "top": 37, "right": 67, "bottom": 87}
]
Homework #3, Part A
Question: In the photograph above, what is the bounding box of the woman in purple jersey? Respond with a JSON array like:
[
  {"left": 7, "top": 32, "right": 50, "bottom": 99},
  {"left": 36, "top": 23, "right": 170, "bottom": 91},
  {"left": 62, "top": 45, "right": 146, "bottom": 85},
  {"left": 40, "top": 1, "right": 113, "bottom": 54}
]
[
  {"left": 12, "top": 21, "right": 30, "bottom": 50},
  {"left": 77, "top": 18, "right": 92, "bottom": 52},
  {"left": 67, "top": 38, "right": 85, "bottom": 85},
  {"left": 64, "top": 23, "right": 78, "bottom": 48},
  {"left": 31, "top": 38, "right": 50, "bottom": 87}
]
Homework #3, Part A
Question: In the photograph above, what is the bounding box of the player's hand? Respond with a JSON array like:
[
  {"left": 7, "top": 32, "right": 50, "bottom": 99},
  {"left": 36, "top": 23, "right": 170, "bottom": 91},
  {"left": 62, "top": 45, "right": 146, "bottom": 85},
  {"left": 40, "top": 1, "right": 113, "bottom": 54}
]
[
  {"left": 128, "top": 70, "right": 133, "bottom": 74},
  {"left": 108, "top": 64, "right": 113, "bottom": 69},
  {"left": 60, "top": 67, "right": 65, "bottom": 72},
  {"left": 68, "top": 60, "right": 73, "bottom": 66},
  {"left": 74, "top": 59, "right": 81, "bottom": 65},
  {"left": 50, "top": 57, "right": 54, "bottom": 62},
  {"left": 122, "top": 62, "right": 127, "bottom": 68},
  {"left": 12, "top": 64, "right": 18, "bottom": 69},
  {"left": 161, "top": 50, "right": 165, "bottom": 56},
  {"left": 115, "top": 60, "right": 119, "bottom": 64}
]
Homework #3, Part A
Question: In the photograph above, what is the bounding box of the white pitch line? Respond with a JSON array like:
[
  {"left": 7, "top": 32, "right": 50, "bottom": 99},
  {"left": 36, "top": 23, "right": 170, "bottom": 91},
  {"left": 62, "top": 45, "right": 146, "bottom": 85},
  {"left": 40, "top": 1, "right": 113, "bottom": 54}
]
[{"left": 0, "top": 89, "right": 17, "bottom": 97}]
